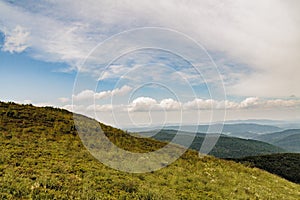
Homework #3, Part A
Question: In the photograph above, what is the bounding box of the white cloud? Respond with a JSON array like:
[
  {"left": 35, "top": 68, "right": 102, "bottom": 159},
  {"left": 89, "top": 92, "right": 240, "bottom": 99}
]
[
  {"left": 126, "top": 97, "right": 300, "bottom": 112},
  {"left": 160, "top": 98, "right": 182, "bottom": 111},
  {"left": 2, "top": 25, "right": 29, "bottom": 53},
  {"left": 87, "top": 104, "right": 114, "bottom": 112},
  {"left": 63, "top": 96, "right": 300, "bottom": 116},
  {"left": 184, "top": 99, "right": 217, "bottom": 110},
  {"left": 61, "top": 96, "right": 300, "bottom": 126},
  {"left": 265, "top": 99, "right": 300, "bottom": 108},
  {"left": 73, "top": 85, "right": 132, "bottom": 101},
  {"left": 186, "top": 97, "right": 300, "bottom": 110},
  {"left": 73, "top": 90, "right": 94, "bottom": 101},
  {"left": 0, "top": 2, "right": 94, "bottom": 67},
  {"left": 240, "top": 98, "right": 300, "bottom": 109},
  {"left": 97, "top": 85, "right": 132, "bottom": 98},
  {"left": 240, "top": 97, "right": 260, "bottom": 109},
  {"left": 98, "top": 65, "right": 131, "bottom": 80},
  {"left": 0, "top": 0, "right": 299, "bottom": 97},
  {"left": 123, "top": 97, "right": 182, "bottom": 112},
  {"left": 128, "top": 97, "right": 159, "bottom": 112}
]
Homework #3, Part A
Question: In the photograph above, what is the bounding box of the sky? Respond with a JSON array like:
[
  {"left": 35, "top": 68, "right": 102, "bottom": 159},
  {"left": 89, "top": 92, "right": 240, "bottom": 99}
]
[{"left": 0, "top": 0, "right": 300, "bottom": 128}]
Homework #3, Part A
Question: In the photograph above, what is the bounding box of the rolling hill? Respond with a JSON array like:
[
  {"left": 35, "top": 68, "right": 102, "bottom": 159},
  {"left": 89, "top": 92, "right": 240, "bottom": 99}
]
[
  {"left": 254, "top": 129, "right": 300, "bottom": 152},
  {"left": 138, "top": 130, "right": 285, "bottom": 158},
  {"left": 228, "top": 153, "right": 300, "bottom": 184},
  {"left": 0, "top": 101, "right": 299, "bottom": 199}
]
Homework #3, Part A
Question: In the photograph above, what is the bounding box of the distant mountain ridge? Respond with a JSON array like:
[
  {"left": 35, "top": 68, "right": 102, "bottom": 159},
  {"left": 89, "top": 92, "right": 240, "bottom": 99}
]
[
  {"left": 159, "top": 123, "right": 283, "bottom": 139},
  {"left": 138, "top": 129, "right": 286, "bottom": 158},
  {"left": 127, "top": 122, "right": 284, "bottom": 134},
  {"left": 254, "top": 129, "right": 300, "bottom": 152}
]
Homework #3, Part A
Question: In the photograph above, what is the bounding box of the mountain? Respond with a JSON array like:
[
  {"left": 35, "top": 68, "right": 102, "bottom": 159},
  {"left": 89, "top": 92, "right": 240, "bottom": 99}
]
[
  {"left": 127, "top": 123, "right": 283, "bottom": 138},
  {"left": 0, "top": 101, "right": 299, "bottom": 199},
  {"left": 254, "top": 129, "right": 300, "bottom": 152},
  {"left": 221, "top": 119, "right": 287, "bottom": 125},
  {"left": 228, "top": 153, "right": 300, "bottom": 184},
  {"left": 220, "top": 119, "right": 300, "bottom": 128},
  {"left": 158, "top": 123, "right": 283, "bottom": 139},
  {"left": 138, "top": 130, "right": 285, "bottom": 158}
]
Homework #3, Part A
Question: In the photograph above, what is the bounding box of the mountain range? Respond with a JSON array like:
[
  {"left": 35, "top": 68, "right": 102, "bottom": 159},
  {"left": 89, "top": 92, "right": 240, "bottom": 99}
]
[
  {"left": 254, "top": 129, "right": 300, "bottom": 152},
  {"left": 138, "top": 129, "right": 285, "bottom": 158}
]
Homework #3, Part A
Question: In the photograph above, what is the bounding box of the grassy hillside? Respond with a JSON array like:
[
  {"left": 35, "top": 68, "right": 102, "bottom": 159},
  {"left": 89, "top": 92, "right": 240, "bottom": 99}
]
[
  {"left": 139, "top": 130, "right": 285, "bottom": 158},
  {"left": 0, "top": 101, "right": 300, "bottom": 199},
  {"left": 229, "top": 153, "right": 300, "bottom": 184},
  {"left": 255, "top": 129, "right": 300, "bottom": 152}
]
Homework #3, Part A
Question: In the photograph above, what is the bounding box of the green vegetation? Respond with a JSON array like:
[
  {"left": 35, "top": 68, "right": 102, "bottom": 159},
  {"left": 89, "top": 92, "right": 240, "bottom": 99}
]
[
  {"left": 140, "top": 130, "right": 285, "bottom": 158},
  {"left": 0, "top": 101, "right": 300, "bottom": 199},
  {"left": 229, "top": 153, "right": 300, "bottom": 184}
]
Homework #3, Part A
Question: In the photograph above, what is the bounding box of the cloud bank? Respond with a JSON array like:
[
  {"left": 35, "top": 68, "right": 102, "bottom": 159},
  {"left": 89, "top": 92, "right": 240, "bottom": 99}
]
[
  {"left": 73, "top": 85, "right": 132, "bottom": 101},
  {"left": 0, "top": 0, "right": 299, "bottom": 97},
  {"left": 68, "top": 96, "right": 300, "bottom": 113}
]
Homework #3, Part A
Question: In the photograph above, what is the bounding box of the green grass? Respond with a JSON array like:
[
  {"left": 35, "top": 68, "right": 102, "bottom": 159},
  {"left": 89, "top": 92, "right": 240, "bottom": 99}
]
[{"left": 0, "top": 101, "right": 300, "bottom": 199}]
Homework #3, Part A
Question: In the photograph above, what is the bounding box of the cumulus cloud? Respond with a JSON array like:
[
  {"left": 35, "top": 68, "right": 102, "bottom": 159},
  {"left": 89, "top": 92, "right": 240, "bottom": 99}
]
[
  {"left": 187, "top": 97, "right": 300, "bottom": 110},
  {"left": 160, "top": 98, "right": 182, "bottom": 111},
  {"left": 125, "top": 97, "right": 300, "bottom": 112},
  {"left": 239, "top": 97, "right": 300, "bottom": 109},
  {"left": 184, "top": 99, "right": 218, "bottom": 110},
  {"left": 128, "top": 97, "right": 160, "bottom": 112},
  {"left": 73, "top": 90, "right": 94, "bottom": 101},
  {"left": 128, "top": 97, "right": 182, "bottom": 112},
  {"left": 73, "top": 85, "right": 132, "bottom": 101},
  {"left": 87, "top": 104, "right": 114, "bottom": 112},
  {"left": 2, "top": 25, "right": 29, "bottom": 53},
  {"left": 62, "top": 96, "right": 300, "bottom": 116},
  {"left": 60, "top": 96, "right": 300, "bottom": 126},
  {"left": 239, "top": 97, "right": 260, "bottom": 109},
  {"left": 87, "top": 96, "right": 296, "bottom": 113}
]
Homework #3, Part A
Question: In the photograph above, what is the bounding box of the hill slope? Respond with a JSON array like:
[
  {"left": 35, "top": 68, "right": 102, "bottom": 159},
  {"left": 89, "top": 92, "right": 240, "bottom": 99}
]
[
  {"left": 228, "top": 153, "right": 300, "bottom": 184},
  {"left": 139, "top": 130, "right": 285, "bottom": 158},
  {"left": 255, "top": 129, "right": 300, "bottom": 152},
  {"left": 0, "top": 101, "right": 299, "bottom": 199}
]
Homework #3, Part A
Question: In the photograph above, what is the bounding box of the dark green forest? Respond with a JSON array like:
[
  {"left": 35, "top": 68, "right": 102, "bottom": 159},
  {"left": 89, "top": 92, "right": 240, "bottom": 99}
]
[
  {"left": 228, "top": 153, "right": 300, "bottom": 184},
  {"left": 139, "top": 130, "right": 285, "bottom": 158}
]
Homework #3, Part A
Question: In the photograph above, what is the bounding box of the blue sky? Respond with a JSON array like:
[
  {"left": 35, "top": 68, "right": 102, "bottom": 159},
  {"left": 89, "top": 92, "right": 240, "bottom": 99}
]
[
  {"left": 0, "top": 47, "right": 75, "bottom": 104},
  {"left": 0, "top": 0, "right": 299, "bottom": 127}
]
